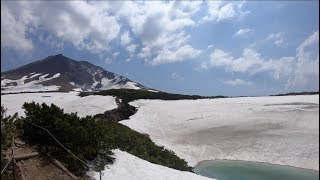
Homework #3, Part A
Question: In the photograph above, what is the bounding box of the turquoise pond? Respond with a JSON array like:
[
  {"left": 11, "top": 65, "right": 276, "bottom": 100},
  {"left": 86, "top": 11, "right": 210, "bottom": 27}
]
[{"left": 194, "top": 160, "right": 319, "bottom": 180}]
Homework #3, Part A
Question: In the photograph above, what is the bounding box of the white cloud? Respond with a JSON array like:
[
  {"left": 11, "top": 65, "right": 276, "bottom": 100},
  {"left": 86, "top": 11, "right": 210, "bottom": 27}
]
[
  {"left": 116, "top": 1, "right": 202, "bottom": 65},
  {"left": 1, "top": 1, "right": 120, "bottom": 53},
  {"left": 151, "top": 45, "right": 202, "bottom": 65},
  {"left": 286, "top": 31, "right": 319, "bottom": 89},
  {"left": 203, "top": 48, "right": 296, "bottom": 79},
  {"left": 234, "top": 28, "right": 252, "bottom": 37},
  {"left": 265, "top": 32, "right": 287, "bottom": 47},
  {"left": 126, "top": 44, "right": 138, "bottom": 55},
  {"left": 202, "top": 1, "right": 249, "bottom": 23},
  {"left": 222, "top": 78, "right": 252, "bottom": 86},
  {"left": 105, "top": 58, "right": 112, "bottom": 64},
  {"left": 125, "top": 58, "right": 131, "bottom": 62},
  {"left": 112, "top": 52, "right": 120, "bottom": 59},
  {"left": 1, "top": 1, "right": 250, "bottom": 66},
  {"left": 171, "top": 72, "right": 184, "bottom": 80},
  {"left": 296, "top": 31, "right": 319, "bottom": 58},
  {"left": 38, "top": 33, "right": 64, "bottom": 51},
  {"left": 169, "top": 1, "right": 203, "bottom": 19},
  {"left": 120, "top": 31, "right": 132, "bottom": 46},
  {"left": 207, "top": 44, "right": 214, "bottom": 49},
  {"left": 209, "top": 49, "right": 234, "bottom": 66},
  {"left": 119, "top": 30, "right": 138, "bottom": 56},
  {"left": 202, "top": 31, "right": 319, "bottom": 90},
  {"left": 266, "top": 32, "right": 282, "bottom": 40},
  {"left": 1, "top": 2, "right": 34, "bottom": 51}
]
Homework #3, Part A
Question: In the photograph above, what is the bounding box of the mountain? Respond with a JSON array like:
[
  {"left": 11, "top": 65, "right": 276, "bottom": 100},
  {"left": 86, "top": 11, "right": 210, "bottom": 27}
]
[{"left": 1, "top": 54, "right": 148, "bottom": 93}]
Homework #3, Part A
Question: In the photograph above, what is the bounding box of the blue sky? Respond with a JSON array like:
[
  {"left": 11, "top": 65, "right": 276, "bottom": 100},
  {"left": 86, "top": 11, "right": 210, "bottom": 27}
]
[{"left": 1, "top": 1, "right": 319, "bottom": 96}]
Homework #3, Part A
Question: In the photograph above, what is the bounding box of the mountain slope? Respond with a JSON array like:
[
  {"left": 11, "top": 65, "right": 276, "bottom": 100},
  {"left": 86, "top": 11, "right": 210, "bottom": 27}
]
[{"left": 1, "top": 54, "right": 147, "bottom": 93}]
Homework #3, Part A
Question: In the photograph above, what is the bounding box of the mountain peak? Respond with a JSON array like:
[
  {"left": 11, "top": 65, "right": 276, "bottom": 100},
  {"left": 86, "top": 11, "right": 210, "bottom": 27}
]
[
  {"left": 54, "top": 53, "right": 64, "bottom": 57},
  {"left": 48, "top": 54, "right": 67, "bottom": 60},
  {"left": 1, "top": 55, "right": 148, "bottom": 93}
]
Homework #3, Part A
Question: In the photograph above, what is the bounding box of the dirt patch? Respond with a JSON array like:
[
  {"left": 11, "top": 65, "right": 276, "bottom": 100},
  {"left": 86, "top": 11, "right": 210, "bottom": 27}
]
[
  {"left": 19, "top": 156, "right": 75, "bottom": 180},
  {"left": 5, "top": 139, "right": 91, "bottom": 180}
]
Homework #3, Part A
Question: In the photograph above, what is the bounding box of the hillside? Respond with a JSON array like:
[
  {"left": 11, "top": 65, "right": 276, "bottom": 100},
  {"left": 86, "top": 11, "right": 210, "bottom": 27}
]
[{"left": 1, "top": 54, "right": 147, "bottom": 93}]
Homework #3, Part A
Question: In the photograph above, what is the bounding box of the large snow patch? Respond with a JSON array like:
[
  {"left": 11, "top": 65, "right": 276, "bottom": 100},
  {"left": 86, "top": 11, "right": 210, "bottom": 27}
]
[
  {"left": 1, "top": 92, "right": 117, "bottom": 117},
  {"left": 1, "top": 73, "right": 61, "bottom": 93},
  {"left": 87, "top": 149, "right": 213, "bottom": 180},
  {"left": 121, "top": 95, "right": 319, "bottom": 171}
]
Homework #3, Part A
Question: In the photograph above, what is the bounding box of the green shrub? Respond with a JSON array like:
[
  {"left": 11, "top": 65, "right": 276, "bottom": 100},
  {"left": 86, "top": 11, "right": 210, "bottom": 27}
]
[
  {"left": 79, "top": 89, "right": 223, "bottom": 104},
  {"left": 22, "top": 102, "right": 192, "bottom": 174},
  {"left": 22, "top": 102, "right": 114, "bottom": 174},
  {"left": 1, "top": 106, "right": 20, "bottom": 180}
]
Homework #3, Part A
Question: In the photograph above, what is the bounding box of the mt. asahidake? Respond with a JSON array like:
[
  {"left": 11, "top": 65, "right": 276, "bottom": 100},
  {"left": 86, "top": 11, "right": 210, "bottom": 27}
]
[{"left": 1, "top": 54, "right": 147, "bottom": 93}]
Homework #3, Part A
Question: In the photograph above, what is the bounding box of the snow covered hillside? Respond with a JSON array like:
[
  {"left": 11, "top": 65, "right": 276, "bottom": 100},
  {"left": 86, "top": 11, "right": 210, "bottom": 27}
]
[
  {"left": 87, "top": 149, "right": 213, "bottom": 180},
  {"left": 1, "top": 73, "right": 61, "bottom": 93},
  {"left": 121, "top": 95, "right": 319, "bottom": 171},
  {"left": 1, "top": 54, "right": 147, "bottom": 93},
  {"left": 1, "top": 92, "right": 117, "bottom": 117}
]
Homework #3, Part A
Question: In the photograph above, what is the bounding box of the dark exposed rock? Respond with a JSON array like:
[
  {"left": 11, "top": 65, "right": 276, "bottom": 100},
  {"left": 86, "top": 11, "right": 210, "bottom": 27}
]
[{"left": 92, "top": 98, "right": 137, "bottom": 122}]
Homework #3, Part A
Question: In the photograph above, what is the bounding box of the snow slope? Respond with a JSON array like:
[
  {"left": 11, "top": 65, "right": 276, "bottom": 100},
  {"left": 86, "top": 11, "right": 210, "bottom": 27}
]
[
  {"left": 121, "top": 95, "right": 319, "bottom": 171},
  {"left": 1, "top": 92, "right": 117, "bottom": 117},
  {"left": 87, "top": 149, "right": 213, "bottom": 180},
  {"left": 99, "top": 77, "right": 141, "bottom": 90},
  {"left": 1, "top": 73, "right": 61, "bottom": 93}
]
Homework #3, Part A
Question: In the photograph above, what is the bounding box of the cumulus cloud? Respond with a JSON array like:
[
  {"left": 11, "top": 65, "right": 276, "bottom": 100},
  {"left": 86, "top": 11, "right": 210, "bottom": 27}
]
[
  {"left": 112, "top": 52, "right": 120, "bottom": 59},
  {"left": 115, "top": 1, "right": 203, "bottom": 65},
  {"left": 234, "top": 28, "right": 252, "bottom": 37},
  {"left": 120, "top": 31, "right": 132, "bottom": 46},
  {"left": 202, "top": 1, "right": 249, "bottom": 23},
  {"left": 202, "top": 31, "right": 319, "bottom": 90},
  {"left": 1, "top": 2, "right": 34, "bottom": 51},
  {"left": 105, "top": 58, "right": 112, "bottom": 64},
  {"left": 125, "top": 58, "right": 131, "bottom": 63},
  {"left": 286, "top": 31, "right": 319, "bottom": 89},
  {"left": 202, "top": 47, "right": 297, "bottom": 79},
  {"left": 202, "top": 47, "right": 295, "bottom": 78},
  {"left": 222, "top": 78, "right": 252, "bottom": 86},
  {"left": 126, "top": 44, "right": 138, "bottom": 55},
  {"left": 171, "top": 72, "right": 184, "bottom": 80},
  {"left": 1, "top": 1, "right": 120, "bottom": 53},
  {"left": 104, "top": 51, "right": 121, "bottom": 64},
  {"left": 151, "top": 45, "right": 202, "bottom": 65},
  {"left": 1, "top": 1, "right": 247, "bottom": 66},
  {"left": 38, "top": 33, "right": 64, "bottom": 51},
  {"left": 265, "top": 32, "right": 287, "bottom": 47}
]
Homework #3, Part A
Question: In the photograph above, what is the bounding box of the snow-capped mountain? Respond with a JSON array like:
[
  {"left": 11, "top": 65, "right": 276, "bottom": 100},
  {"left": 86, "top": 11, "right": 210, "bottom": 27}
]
[{"left": 1, "top": 54, "right": 147, "bottom": 93}]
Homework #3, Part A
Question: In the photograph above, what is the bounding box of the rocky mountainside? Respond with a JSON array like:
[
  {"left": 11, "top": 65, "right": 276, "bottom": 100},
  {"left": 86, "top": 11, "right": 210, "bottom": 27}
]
[{"left": 1, "top": 54, "right": 147, "bottom": 93}]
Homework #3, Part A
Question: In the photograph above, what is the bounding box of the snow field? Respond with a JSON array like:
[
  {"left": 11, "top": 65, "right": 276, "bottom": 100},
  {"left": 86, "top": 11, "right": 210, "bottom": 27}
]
[
  {"left": 87, "top": 149, "right": 213, "bottom": 180},
  {"left": 1, "top": 92, "right": 117, "bottom": 117},
  {"left": 1, "top": 73, "right": 61, "bottom": 93},
  {"left": 121, "top": 95, "right": 319, "bottom": 171},
  {"left": 2, "top": 92, "right": 212, "bottom": 179}
]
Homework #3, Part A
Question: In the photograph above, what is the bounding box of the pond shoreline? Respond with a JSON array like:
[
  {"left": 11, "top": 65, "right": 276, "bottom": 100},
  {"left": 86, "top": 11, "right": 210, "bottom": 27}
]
[
  {"left": 194, "top": 159, "right": 319, "bottom": 172},
  {"left": 194, "top": 159, "right": 319, "bottom": 180}
]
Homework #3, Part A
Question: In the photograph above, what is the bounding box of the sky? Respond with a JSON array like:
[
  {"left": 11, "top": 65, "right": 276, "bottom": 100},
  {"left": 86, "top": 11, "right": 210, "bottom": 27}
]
[{"left": 1, "top": 1, "right": 319, "bottom": 96}]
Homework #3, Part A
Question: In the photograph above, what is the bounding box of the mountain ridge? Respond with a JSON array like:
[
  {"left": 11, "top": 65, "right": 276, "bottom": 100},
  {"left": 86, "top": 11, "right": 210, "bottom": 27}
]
[{"left": 1, "top": 54, "right": 149, "bottom": 93}]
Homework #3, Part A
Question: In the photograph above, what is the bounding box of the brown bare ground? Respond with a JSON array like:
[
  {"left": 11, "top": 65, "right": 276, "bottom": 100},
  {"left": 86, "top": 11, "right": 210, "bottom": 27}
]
[{"left": 6, "top": 139, "right": 91, "bottom": 180}]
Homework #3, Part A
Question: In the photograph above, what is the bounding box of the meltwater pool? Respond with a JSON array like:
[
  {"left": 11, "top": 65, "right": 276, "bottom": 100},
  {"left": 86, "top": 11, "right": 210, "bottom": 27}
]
[{"left": 194, "top": 160, "right": 319, "bottom": 180}]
